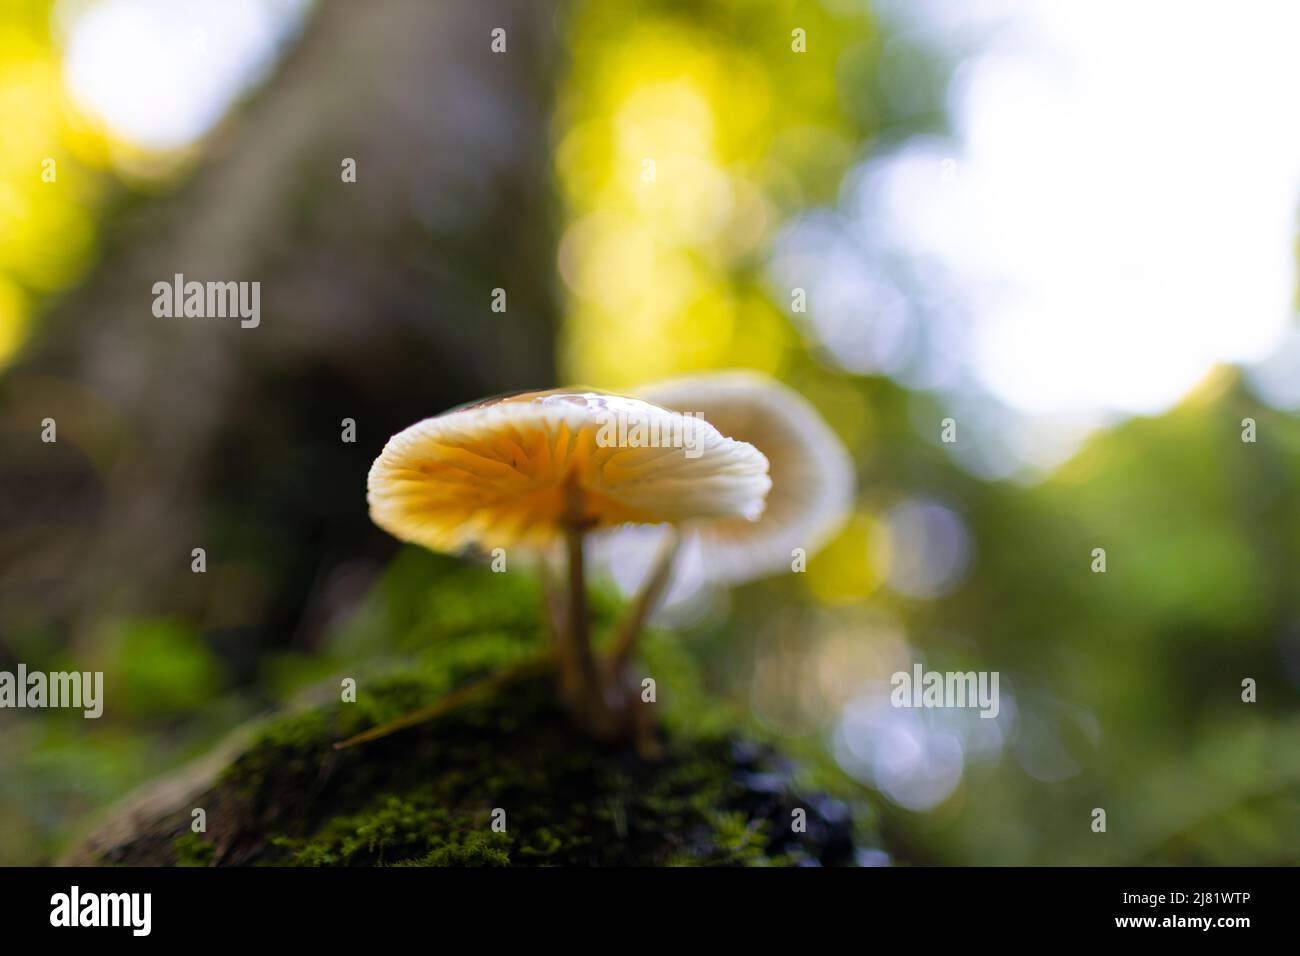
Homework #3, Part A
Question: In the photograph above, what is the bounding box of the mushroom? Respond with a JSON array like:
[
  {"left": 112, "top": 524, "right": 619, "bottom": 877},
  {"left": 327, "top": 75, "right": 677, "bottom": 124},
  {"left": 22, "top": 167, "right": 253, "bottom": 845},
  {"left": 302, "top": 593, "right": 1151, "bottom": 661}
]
[
  {"left": 362, "top": 387, "right": 771, "bottom": 742},
  {"left": 596, "top": 371, "right": 855, "bottom": 665}
]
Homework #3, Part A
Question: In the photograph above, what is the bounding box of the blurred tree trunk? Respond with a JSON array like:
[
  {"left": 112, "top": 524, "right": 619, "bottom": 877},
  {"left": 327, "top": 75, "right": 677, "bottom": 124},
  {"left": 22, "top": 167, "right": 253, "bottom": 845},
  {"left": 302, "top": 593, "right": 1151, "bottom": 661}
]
[{"left": 0, "top": 0, "right": 560, "bottom": 674}]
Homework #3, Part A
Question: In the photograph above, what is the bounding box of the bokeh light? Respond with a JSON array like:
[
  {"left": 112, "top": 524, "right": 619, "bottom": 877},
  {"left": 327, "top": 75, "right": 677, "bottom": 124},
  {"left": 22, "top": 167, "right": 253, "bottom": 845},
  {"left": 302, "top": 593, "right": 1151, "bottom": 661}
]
[
  {"left": 876, "top": 497, "right": 972, "bottom": 599},
  {"left": 61, "top": 0, "right": 308, "bottom": 153},
  {"left": 774, "top": 0, "right": 1300, "bottom": 475}
]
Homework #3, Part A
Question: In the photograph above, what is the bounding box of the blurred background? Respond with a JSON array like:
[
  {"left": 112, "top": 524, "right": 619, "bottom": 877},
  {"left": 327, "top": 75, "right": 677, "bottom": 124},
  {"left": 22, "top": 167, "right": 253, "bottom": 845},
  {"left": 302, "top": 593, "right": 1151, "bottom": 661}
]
[{"left": 1, "top": 0, "right": 1298, "bottom": 865}]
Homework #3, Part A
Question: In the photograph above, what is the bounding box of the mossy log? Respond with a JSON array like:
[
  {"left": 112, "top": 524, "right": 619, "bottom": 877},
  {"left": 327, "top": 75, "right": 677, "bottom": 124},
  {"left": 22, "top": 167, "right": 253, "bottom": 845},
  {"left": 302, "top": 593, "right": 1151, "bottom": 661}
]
[{"left": 61, "top": 670, "right": 857, "bottom": 867}]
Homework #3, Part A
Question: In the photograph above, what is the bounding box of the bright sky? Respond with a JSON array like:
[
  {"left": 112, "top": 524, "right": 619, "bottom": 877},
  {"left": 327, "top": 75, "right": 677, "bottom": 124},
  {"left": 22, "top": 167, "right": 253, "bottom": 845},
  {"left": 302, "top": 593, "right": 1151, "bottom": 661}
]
[
  {"left": 60, "top": 0, "right": 307, "bottom": 152},
  {"left": 776, "top": 0, "right": 1300, "bottom": 470}
]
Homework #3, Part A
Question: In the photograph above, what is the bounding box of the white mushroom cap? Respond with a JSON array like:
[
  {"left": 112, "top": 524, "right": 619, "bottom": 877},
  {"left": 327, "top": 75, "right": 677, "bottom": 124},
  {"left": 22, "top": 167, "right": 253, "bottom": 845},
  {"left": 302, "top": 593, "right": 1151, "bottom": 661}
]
[
  {"left": 603, "top": 371, "right": 855, "bottom": 587},
  {"left": 367, "top": 389, "right": 771, "bottom": 553}
]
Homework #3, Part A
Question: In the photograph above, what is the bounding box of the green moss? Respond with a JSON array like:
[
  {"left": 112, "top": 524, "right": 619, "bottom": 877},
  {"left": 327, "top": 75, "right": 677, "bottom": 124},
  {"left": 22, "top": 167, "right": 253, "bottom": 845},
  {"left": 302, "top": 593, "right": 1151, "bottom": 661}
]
[
  {"left": 219, "top": 707, "right": 332, "bottom": 797},
  {"left": 64, "top": 562, "right": 863, "bottom": 867},
  {"left": 173, "top": 832, "right": 216, "bottom": 867},
  {"left": 276, "top": 795, "right": 472, "bottom": 866},
  {"left": 184, "top": 662, "right": 854, "bottom": 866},
  {"left": 86, "top": 566, "right": 860, "bottom": 866},
  {"left": 401, "top": 832, "right": 511, "bottom": 867}
]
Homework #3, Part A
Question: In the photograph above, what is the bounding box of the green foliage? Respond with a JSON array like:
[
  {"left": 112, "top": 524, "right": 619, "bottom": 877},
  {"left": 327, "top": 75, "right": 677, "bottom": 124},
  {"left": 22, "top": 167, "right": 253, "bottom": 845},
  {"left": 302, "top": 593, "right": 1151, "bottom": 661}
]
[
  {"left": 173, "top": 832, "right": 216, "bottom": 867},
  {"left": 101, "top": 618, "right": 225, "bottom": 719},
  {"left": 401, "top": 832, "right": 512, "bottom": 868}
]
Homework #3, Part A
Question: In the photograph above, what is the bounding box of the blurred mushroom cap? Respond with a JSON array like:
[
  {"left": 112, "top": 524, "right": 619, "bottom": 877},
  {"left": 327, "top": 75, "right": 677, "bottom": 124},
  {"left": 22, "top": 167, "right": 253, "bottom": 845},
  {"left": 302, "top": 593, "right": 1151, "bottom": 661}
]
[
  {"left": 367, "top": 389, "right": 771, "bottom": 553},
  {"left": 630, "top": 371, "right": 855, "bottom": 584}
]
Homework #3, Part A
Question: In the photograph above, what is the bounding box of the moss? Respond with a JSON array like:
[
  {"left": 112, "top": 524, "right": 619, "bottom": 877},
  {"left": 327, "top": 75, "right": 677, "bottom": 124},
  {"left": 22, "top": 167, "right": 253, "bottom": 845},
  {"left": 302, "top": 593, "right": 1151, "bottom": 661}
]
[
  {"left": 402, "top": 832, "right": 511, "bottom": 867},
  {"left": 173, "top": 832, "right": 216, "bottom": 867},
  {"left": 276, "top": 796, "right": 474, "bottom": 866},
  {"left": 78, "top": 565, "right": 864, "bottom": 866},
  {"left": 153, "top": 661, "right": 857, "bottom": 866},
  {"left": 63, "top": 560, "right": 866, "bottom": 866},
  {"left": 218, "top": 707, "right": 332, "bottom": 797}
]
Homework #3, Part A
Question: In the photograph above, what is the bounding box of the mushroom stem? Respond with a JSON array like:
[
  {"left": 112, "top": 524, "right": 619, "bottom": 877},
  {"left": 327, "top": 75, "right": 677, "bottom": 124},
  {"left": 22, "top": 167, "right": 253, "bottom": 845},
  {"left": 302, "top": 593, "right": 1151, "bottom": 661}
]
[
  {"left": 561, "top": 523, "right": 595, "bottom": 697},
  {"left": 558, "top": 473, "right": 611, "bottom": 734},
  {"left": 610, "top": 530, "right": 681, "bottom": 673},
  {"left": 537, "top": 553, "right": 565, "bottom": 647}
]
